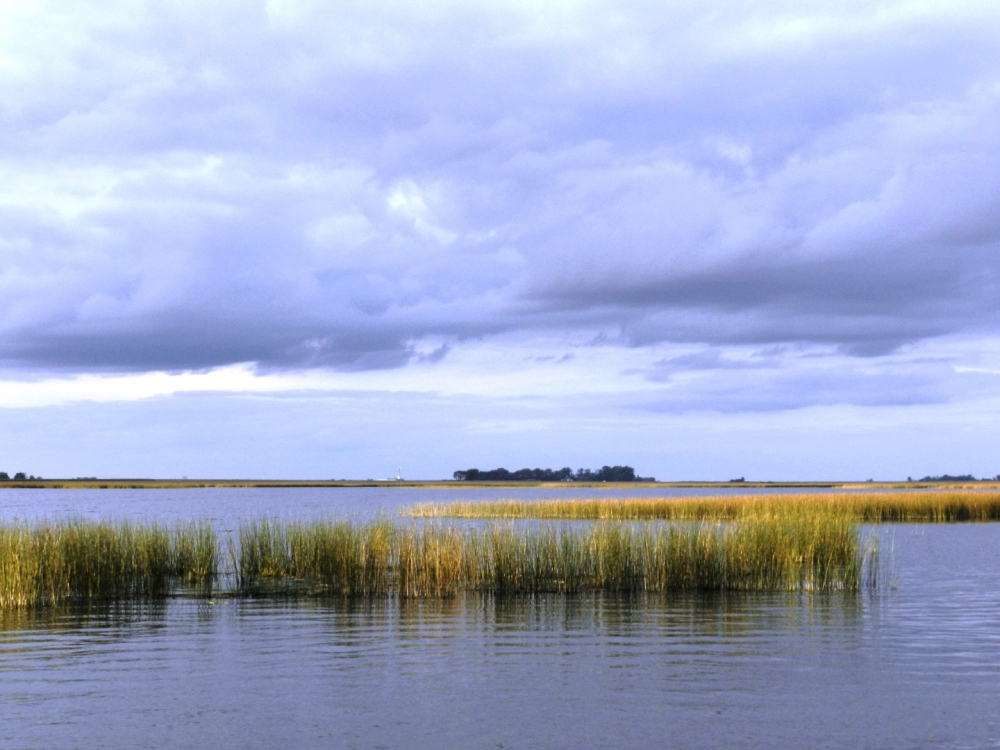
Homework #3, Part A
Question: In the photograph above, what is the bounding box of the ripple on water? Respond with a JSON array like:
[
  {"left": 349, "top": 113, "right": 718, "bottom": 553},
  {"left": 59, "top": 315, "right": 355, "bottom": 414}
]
[{"left": 0, "top": 505, "right": 999, "bottom": 748}]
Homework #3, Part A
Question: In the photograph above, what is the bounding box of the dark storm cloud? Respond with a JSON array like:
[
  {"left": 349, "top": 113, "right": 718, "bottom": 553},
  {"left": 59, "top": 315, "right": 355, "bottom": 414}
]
[{"left": 3, "top": 0, "right": 1000, "bottom": 371}]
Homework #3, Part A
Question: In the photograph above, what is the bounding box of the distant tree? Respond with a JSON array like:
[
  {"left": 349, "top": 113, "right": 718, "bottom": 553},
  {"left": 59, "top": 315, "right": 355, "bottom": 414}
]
[
  {"left": 593, "top": 465, "right": 636, "bottom": 482},
  {"left": 452, "top": 465, "right": 653, "bottom": 482},
  {"left": 0, "top": 472, "right": 8, "bottom": 481},
  {"left": 13, "top": 472, "right": 26, "bottom": 481}
]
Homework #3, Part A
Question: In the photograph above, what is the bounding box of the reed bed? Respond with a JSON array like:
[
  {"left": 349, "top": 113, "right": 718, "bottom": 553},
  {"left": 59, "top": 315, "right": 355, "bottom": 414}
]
[
  {"left": 233, "top": 519, "right": 393, "bottom": 596},
  {"left": 403, "top": 491, "right": 1000, "bottom": 523},
  {"left": 232, "top": 516, "right": 873, "bottom": 596},
  {"left": 1, "top": 513, "right": 876, "bottom": 608},
  {"left": 0, "top": 520, "right": 217, "bottom": 608}
]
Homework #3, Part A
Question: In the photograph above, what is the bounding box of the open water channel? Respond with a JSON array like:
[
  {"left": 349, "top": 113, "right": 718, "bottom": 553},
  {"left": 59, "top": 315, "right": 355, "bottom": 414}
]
[{"left": 1, "top": 487, "right": 998, "bottom": 749}]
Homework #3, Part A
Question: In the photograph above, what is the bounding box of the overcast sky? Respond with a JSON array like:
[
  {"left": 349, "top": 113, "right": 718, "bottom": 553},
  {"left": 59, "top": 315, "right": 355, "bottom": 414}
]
[{"left": 2, "top": 0, "right": 1000, "bottom": 480}]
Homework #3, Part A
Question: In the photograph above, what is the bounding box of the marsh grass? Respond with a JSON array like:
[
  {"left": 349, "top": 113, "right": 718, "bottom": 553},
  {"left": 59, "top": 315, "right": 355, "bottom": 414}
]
[
  {"left": 233, "top": 519, "right": 394, "bottom": 596},
  {"left": 0, "top": 520, "right": 217, "bottom": 608},
  {"left": 171, "top": 522, "right": 218, "bottom": 589},
  {"left": 1, "top": 513, "right": 875, "bottom": 608},
  {"left": 403, "top": 491, "right": 1000, "bottom": 523},
  {"left": 232, "top": 515, "right": 871, "bottom": 597}
]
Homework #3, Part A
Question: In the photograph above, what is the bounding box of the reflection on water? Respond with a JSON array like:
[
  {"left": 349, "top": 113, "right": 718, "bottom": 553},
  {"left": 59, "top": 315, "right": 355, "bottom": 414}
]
[
  {"left": 1, "top": 593, "right": 874, "bottom": 750},
  {"left": 1, "top": 579, "right": 998, "bottom": 750},
  {"left": 1, "top": 496, "right": 1000, "bottom": 749},
  {"left": 0, "top": 484, "right": 938, "bottom": 528}
]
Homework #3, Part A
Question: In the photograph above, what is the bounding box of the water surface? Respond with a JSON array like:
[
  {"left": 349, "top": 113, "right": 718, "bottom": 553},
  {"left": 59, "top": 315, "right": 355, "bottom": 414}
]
[
  {"left": 0, "top": 483, "right": 939, "bottom": 527},
  {"left": 1, "top": 488, "right": 997, "bottom": 749}
]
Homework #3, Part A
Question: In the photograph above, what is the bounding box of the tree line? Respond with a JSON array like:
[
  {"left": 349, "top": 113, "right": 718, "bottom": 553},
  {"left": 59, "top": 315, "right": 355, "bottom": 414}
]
[
  {"left": 913, "top": 474, "right": 1000, "bottom": 482},
  {"left": 453, "top": 466, "right": 654, "bottom": 482},
  {"left": 0, "top": 472, "right": 38, "bottom": 481}
]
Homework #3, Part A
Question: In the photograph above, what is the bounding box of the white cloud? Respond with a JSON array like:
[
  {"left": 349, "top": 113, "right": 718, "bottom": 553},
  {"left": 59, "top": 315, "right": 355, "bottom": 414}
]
[{"left": 0, "top": 0, "right": 999, "bottom": 432}]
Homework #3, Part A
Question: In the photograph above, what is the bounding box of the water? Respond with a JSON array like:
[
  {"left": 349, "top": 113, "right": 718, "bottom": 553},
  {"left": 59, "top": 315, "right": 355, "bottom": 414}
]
[
  {"left": 0, "top": 483, "right": 939, "bottom": 527},
  {"left": 1, "top": 488, "right": 999, "bottom": 749}
]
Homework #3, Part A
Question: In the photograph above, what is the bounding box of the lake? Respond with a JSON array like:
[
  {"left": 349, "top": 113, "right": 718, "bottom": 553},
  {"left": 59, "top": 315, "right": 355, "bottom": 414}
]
[{"left": 1, "top": 487, "right": 998, "bottom": 749}]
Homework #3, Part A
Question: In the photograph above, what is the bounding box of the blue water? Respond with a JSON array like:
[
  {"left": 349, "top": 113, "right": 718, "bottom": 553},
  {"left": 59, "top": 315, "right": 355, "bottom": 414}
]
[
  {"left": 1, "top": 488, "right": 998, "bottom": 749},
  {"left": 0, "top": 483, "right": 939, "bottom": 527}
]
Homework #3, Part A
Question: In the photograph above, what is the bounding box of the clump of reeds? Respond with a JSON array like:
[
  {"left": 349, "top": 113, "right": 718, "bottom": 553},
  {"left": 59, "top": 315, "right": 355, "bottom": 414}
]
[
  {"left": 0, "top": 514, "right": 877, "bottom": 608},
  {"left": 171, "top": 522, "right": 218, "bottom": 588},
  {"left": 0, "top": 520, "right": 217, "bottom": 608},
  {"left": 230, "top": 516, "right": 872, "bottom": 597},
  {"left": 472, "top": 516, "right": 865, "bottom": 593},
  {"left": 395, "top": 524, "right": 470, "bottom": 597},
  {"left": 403, "top": 491, "right": 1000, "bottom": 523},
  {"left": 233, "top": 519, "right": 393, "bottom": 596}
]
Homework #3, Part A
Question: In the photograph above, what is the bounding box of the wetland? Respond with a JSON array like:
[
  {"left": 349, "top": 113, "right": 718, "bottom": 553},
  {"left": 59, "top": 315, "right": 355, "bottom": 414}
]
[{"left": 1, "top": 485, "right": 998, "bottom": 748}]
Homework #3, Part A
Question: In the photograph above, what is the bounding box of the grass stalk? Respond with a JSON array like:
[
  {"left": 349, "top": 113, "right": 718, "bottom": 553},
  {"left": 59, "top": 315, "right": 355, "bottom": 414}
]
[
  {"left": 403, "top": 491, "right": 1000, "bottom": 523},
  {"left": 1, "top": 513, "right": 877, "bottom": 608},
  {"left": 231, "top": 516, "right": 870, "bottom": 597},
  {"left": 0, "top": 520, "right": 218, "bottom": 608}
]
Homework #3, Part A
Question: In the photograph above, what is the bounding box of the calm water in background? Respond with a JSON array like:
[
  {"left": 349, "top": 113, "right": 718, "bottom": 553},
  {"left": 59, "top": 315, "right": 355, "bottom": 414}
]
[
  {"left": 0, "top": 483, "right": 902, "bottom": 527},
  {"left": 1, "top": 487, "right": 999, "bottom": 749}
]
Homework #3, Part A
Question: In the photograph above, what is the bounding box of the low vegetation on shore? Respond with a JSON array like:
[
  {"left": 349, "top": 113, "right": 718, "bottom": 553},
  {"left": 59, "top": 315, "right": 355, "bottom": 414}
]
[
  {"left": 404, "top": 491, "right": 1000, "bottom": 523},
  {"left": 452, "top": 465, "right": 655, "bottom": 482}
]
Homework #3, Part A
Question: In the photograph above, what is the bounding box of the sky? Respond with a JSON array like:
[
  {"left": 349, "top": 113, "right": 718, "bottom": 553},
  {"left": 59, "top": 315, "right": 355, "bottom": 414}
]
[{"left": 2, "top": 0, "right": 1000, "bottom": 480}]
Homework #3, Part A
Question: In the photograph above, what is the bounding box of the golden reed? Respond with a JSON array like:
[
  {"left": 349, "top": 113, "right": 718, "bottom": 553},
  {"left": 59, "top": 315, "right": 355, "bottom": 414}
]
[
  {"left": 403, "top": 491, "right": 1000, "bottom": 523},
  {"left": 1, "top": 513, "right": 877, "bottom": 608},
  {"left": 233, "top": 516, "right": 873, "bottom": 597},
  {"left": 0, "top": 520, "right": 216, "bottom": 608}
]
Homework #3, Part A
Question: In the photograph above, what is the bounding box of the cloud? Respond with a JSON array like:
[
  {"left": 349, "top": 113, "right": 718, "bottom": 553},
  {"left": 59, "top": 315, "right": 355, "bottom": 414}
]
[
  {"left": 5, "top": 375, "right": 1000, "bottom": 481},
  {"left": 1, "top": 0, "right": 1000, "bottom": 380}
]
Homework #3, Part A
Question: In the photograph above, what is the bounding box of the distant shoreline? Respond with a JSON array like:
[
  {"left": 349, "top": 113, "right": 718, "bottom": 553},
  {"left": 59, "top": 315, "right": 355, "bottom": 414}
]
[{"left": 1, "top": 479, "right": 997, "bottom": 490}]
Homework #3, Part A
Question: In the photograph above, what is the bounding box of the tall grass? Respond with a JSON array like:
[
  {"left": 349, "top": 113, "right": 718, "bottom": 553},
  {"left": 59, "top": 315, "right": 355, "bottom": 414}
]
[
  {"left": 232, "top": 515, "right": 872, "bottom": 597},
  {"left": 0, "top": 520, "right": 217, "bottom": 608},
  {"left": 404, "top": 491, "right": 1000, "bottom": 523},
  {"left": 171, "top": 522, "right": 218, "bottom": 588},
  {"left": 1, "top": 514, "right": 877, "bottom": 608},
  {"left": 233, "top": 519, "right": 392, "bottom": 596}
]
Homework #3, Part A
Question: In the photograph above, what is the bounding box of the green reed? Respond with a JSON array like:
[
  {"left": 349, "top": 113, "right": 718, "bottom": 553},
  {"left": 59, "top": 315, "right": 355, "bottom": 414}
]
[
  {"left": 0, "top": 520, "right": 217, "bottom": 608},
  {"left": 231, "top": 515, "right": 871, "bottom": 597},
  {"left": 171, "top": 522, "right": 218, "bottom": 588},
  {"left": 1, "top": 513, "right": 875, "bottom": 608},
  {"left": 233, "top": 519, "right": 394, "bottom": 596},
  {"left": 403, "top": 491, "right": 1000, "bottom": 523}
]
